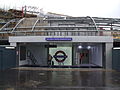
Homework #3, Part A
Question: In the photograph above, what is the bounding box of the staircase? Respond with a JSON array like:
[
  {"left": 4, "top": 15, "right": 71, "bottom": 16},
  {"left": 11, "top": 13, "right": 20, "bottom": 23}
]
[{"left": 27, "top": 50, "right": 38, "bottom": 65}]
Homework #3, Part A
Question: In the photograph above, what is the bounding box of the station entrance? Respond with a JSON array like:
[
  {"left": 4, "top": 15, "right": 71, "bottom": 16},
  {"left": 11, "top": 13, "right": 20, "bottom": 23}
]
[
  {"left": 47, "top": 43, "right": 104, "bottom": 68},
  {"left": 9, "top": 36, "right": 113, "bottom": 69},
  {"left": 73, "top": 43, "right": 103, "bottom": 68},
  {"left": 18, "top": 43, "right": 104, "bottom": 68}
]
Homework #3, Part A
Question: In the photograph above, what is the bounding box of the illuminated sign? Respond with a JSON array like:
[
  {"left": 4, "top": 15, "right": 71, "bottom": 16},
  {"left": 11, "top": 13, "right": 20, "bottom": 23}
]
[
  {"left": 53, "top": 50, "right": 67, "bottom": 62},
  {"left": 45, "top": 38, "right": 72, "bottom": 41},
  {"left": 49, "top": 46, "right": 72, "bottom": 65}
]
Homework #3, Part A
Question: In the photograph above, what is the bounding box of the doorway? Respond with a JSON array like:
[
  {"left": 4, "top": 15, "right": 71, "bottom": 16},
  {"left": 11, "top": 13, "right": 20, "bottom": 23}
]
[
  {"left": 73, "top": 43, "right": 103, "bottom": 68},
  {"left": 79, "top": 49, "right": 89, "bottom": 64}
]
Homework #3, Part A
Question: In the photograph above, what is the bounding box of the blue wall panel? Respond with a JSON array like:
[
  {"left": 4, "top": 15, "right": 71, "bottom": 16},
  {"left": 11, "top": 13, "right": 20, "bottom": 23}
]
[
  {"left": 112, "top": 49, "right": 120, "bottom": 70},
  {"left": 0, "top": 47, "right": 16, "bottom": 70}
]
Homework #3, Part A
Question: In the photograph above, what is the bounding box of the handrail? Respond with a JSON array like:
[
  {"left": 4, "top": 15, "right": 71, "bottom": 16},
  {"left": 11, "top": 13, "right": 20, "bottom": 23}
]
[
  {"left": 11, "top": 18, "right": 25, "bottom": 33},
  {"left": 1, "top": 30, "right": 99, "bottom": 33},
  {"left": 0, "top": 19, "right": 16, "bottom": 31},
  {"left": 11, "top": 25, "right": 119, "bottom": 29},
  {"left": 31, "top": 18, "right": 39, "bottom": 31},
  {"left": 0, "top": 29, "right": 120, "bottom": 34}
]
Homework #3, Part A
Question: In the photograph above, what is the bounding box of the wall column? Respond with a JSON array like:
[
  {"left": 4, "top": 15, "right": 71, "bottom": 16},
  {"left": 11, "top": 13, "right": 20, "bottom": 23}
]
[{"left": 105, "top": 42, "right": 113, "bottom": 69}]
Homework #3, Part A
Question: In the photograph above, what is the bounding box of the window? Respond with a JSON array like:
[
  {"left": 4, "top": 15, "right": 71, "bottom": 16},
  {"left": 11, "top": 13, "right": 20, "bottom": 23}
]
[{"left": 20, "top": 46, "right": 26, "bottom": 61}]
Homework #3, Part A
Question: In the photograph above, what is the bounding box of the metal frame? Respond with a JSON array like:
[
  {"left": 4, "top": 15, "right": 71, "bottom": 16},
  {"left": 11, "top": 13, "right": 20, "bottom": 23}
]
[
  {"left": 0, "top": 19, "right": 16, "bottom": 31},
  {"left": 17, "top": 26, "right": 96, "bottom": 28},
  {"left": 11, "top": 18, "right": 25, "bottom": 33},
  {"left": 0, "top": 17, "right": 120, "bottom": 37},
  {"left": 87, "top": 16, "right": 98, "bottom": 31},
  {"left": 31, "top": 18, "right": 39, "bottom": 31}
]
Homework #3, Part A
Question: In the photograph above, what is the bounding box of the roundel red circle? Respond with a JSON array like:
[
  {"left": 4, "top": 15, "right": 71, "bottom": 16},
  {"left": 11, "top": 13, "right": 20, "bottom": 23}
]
[{"left": 53, "top": 50, "right": 67, "bottom": 62}]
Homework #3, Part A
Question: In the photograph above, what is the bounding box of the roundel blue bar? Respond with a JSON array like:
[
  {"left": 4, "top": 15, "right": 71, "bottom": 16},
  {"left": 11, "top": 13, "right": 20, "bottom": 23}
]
[{"left": 45, "top": 38, "right": 72, "bottom": 41}]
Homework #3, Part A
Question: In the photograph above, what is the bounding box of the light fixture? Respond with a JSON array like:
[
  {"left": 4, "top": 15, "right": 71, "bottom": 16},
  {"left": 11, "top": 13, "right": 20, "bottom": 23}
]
[
  {"left": 78, "top": 45, "right": 82, "bottom": 49},
  {"left": 5, "top": 46, "right": 15, "bottom": 49},
  {"left": 87, "top": 46, "right": 91, "bottom": 49}
]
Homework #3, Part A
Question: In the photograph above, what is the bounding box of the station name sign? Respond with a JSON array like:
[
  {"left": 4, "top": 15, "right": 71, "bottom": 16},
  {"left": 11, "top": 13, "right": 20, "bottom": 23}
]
[{"left": 45, "top": 38, "right": 72, "bottom": 41}]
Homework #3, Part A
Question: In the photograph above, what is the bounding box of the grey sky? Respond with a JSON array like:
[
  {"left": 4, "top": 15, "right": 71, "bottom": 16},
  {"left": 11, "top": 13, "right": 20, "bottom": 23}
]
[{"left": 0, "top": 0, "right": 120, "bottom": 18}]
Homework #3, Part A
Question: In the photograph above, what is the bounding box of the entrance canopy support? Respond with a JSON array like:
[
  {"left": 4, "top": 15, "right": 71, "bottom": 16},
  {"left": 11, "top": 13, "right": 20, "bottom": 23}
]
[{"left": 105, "top": 43, "right": 113, "bottom": 69}]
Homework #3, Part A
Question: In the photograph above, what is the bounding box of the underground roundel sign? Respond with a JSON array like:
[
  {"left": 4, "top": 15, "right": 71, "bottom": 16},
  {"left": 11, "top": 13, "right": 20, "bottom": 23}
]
[{"left": 53, "top": 50, "right": 68, "bottom": 62}]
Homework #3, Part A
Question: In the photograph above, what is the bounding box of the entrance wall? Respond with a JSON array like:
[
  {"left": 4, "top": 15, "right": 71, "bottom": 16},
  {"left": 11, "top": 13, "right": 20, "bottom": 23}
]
[
  {"left": 105, "top": 43, "right": 113, "bottom": 69},
  {"left": 90, "top": 44, "right": 103, "bottom": 67}
]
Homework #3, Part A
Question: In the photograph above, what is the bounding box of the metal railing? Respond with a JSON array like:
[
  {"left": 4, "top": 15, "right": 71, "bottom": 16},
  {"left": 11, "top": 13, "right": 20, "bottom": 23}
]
[
  {"left": 0, "top": 16, "right": 120, "bottom": 38},
  {"left": 31, "top": 18, "right": 40, "bottom": 31},
  {"left": 0, "top": 19, "right": 16, "bottom": 31},
  {"left": 11, "top": 29, "right": 99, "bottom": 36},
  {"left": 11, "top": 18, "right": 25, "bottom": 33}
]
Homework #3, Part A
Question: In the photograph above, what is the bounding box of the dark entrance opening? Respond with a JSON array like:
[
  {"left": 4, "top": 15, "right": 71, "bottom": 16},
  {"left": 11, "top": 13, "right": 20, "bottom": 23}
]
[
  {"left": 79, "top": 49, "right": 89, "bottom": 64},
  {"left": 73, "top": 43, "right": 103, "bottom": 68}
]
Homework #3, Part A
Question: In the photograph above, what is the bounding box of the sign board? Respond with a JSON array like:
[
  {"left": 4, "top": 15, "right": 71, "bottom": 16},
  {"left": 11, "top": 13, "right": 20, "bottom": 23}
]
[{"left": 45, "top": 38, "right": 72, "bottom": 41}]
